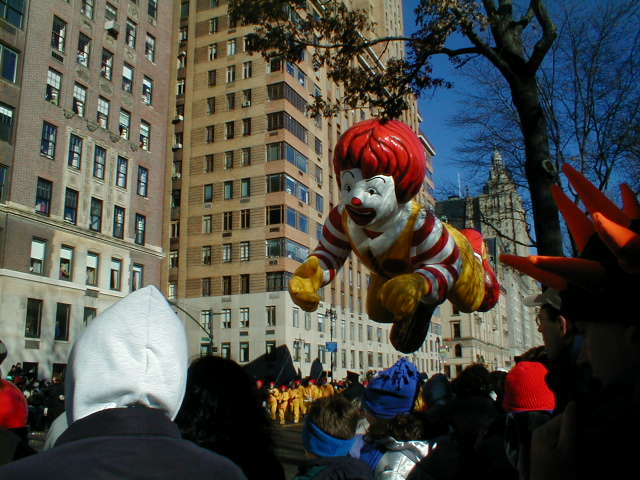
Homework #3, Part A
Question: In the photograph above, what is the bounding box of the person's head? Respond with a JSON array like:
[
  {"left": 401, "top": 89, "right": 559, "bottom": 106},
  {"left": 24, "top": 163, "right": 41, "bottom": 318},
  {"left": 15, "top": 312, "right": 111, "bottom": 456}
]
[
  {"left": 0, "top": 379, "right": 28, "bottom": 429},
  {"left": 526, "top": 288, "right": 571, "bottom": 361},
  {"left": 452, "top": 363, "right": 492, "bottom": 398},
  {"left": 64, "top": 286, "right": 188, "bottom": 425},
  {"left": 303, "top": 395, "right": 361, "bottom": 458},
  {"left": 363, "top": 357, "right": 420, "bottom": 419},
  {"left": 333, "top": 119, "right": 426, "bottom": 228},
  {"left": 502, "top": 362, "right": 556, "bottom": 413},
  {"left": 0, "top": 339, "right": 7, "bottom": 369},
  {"left": 422, "top": 373, "right": 453, "bottom": 409}
]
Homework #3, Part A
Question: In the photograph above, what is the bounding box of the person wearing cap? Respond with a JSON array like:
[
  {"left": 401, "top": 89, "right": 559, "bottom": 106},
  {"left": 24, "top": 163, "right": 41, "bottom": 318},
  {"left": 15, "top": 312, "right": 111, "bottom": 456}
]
[
  {"left": 0, "top": 286, "right": 246, "bottom": 479},
  {"left": 295, "top": 395, "right": 372, "bottom": 480},
  {"left": 267, "top": 382, "right": 279, "bottom": 421},
  {"left": 499, "top": 166, "right": 640, "bottom": 479},
  {"left": 351, "top": 358, "right": 433, "bottom": 478},
  {"left": 290, "top": 380, "right": 304, "bottom": 424},
  {"left": 277, "top": 384, "right": 290, "bottom": 425}
]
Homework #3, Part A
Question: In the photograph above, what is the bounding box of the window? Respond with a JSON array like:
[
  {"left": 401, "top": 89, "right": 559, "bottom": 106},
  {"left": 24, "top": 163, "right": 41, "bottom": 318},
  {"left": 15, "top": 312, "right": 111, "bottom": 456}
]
[
  {"left": 67, "top": 134, "right": 82, "bottom": 169},
  {"left": 169, "top": 250, "right": 179, "bottom": 268},
  {"left": 105, "top": 2, "right": 117, "bottom": 21},
  {"left": 452, "top": 321, "right": 461, "bottom": 339},
  {"left": 203, "top": 183, "right": 213, "bottom": 203},
  {"left": 241, "top": 147, "right": 251, "bottom": 166},
  {"left": 35, "top": 178, "right": 52, "bottom": 216},
  {"left": 45, "top": 69, "right": 61, "bottom": 105},
  {"left": 125, "top": 19, "right": 137, "bottom": 48},
  {"left": 171, "top": 221, "right": 180, "bottom": 238},
  {"left": 202, "top": 245, "right": 212, "bottom": 265},
  {"left": 83, "top": 307, "right": 97, "bottom": 326},
  {"left": 226, "top": 92, "right": 235, "bottom": 111},
  {"left": 97, "top": 97, "right": 110, "bottom": 128},
  {"left": 267, "top": 82, "right": 307, "bottom": 113},
  {"left": 266, "top": 306, "right": 276, "bottom": 326},
  {"left": 240, "top": 274, "right": 250, "bottom": 293},
  {"left": 92, "top": 146, "right": 106, "bottom": 179},
  {"left": 242, "top": 118, "right": 251, "bottom": 136},
  {"left": 242, "top": 61, "right": 252, "bottom": 79},
  {"left": 86, "top": 252, "right": 99, "bottom": 286},
  {"left": 223, "top": 151, "right": 233, "bottom": 169},
  {"left": 140, "top": 77, "right": 153, "bottom": 105},
  {"left": 1, "top": 0, "right": 24, "bottom": 28},
  {"left": 222, "top": 275, "right": 232, "bottom": 295},
  {"left": 201, "top": 277, "right": 211, "bottom": 296},
  {"left": 176, "top": 79, "right": 185, "bottom": 96},
  {"left": 266, "top": 340, "right": 276, "bottom": 355},
  {"left": 25, "top": 299, "right": 42, "bottom": 338},
  {"left": 226, "top": 65, "right": 236, "bottom": 83},
  {"left": 239, "top": 342, "right": 249, "bottom": 362},
  {"left": 266, "top": 142, "right": 308, "bottom": 172},
  {"left": 266, "top": 271, "right": 291, "bottom": 291},
  {"left": 168, "top": 282, "right": 177, "bottom": 299},
  {"left": 40, "top": 122, "right": 57, "bottom": 158},
  {"left": 227, "top": 39, "right": 237, "bottom": 56},
  {"left": 119, "top": 110, "right": 131, "bottom": 139},
  {"left": 139, "top": 121, "right": 151, "bottom": 150},
  {"left": 113, "top": 205, "right": 125, "bottom": 238},
  {"left": 267, "top": 111, "right": 308, "bottom": 143},
  {"left": 63, "top": 188, "right": 78, "bottom": 224},
  {"left": 209, "top": 16, "right": 219, "bottom": 33},
  {"left": 222, "top": 309, "right": 231, "bottom": 329},
  {"left": 179, "top": 25, "right": 188, "bottom": 42},
  {"left": 137, "top": 166, "right": 148, "bottom": 197},
  {"left": 224, "top": 180, "right": 233, "bottom": 200},
  {"left": 266, "top": 205, "right": 283, "bottom": 225},
  {"left": 315, "top": 137, "right": 323, "bottom": 155},
  {"left": 122, "top": 63, "right": 134, "bottom": 93},
  {"left": 241, "top": 208, "right": 250, "bottom": 228},
  {"left": 222, "top": 243, "right": 232, "bottom": 262},
  {"left": 180, "top": 1, "right": 189, "bottom": 18},
  {"left": 202, "top": 214, "right": 212, "bottom": 233},
  {"left": 304, "top": 343, "right": 311, "bottom": 363},
  {"left": 134, "top": 214, "right": 146, "bottom": 245},
  {"left": 207, "top": 97, "right": 215, "bottom": 115},
  {"left": 240, "top": 307, "right": 249, "bottom": 327},
  {"left": 54, "top": 303, "right": 71, "bottom": 341},
  {"left": 207, "top": 69, "right": 216, "bottom": 86},
  {"left": 110, "top": 258, "right": 122, "bottom": 290},
  {"left": 221, "top": 342, "right": 230, "bottom": 358},
  {"left": 208, "top": 43, "right": 218, "bottom": 60},
  {"left": 0, "top": 103, "right": 13, "bottom": 142},
  {"left": 241, "top": 178, "right": 250, "bottom": 198},
  {"left": 206, "top": 125, "right": 214, "bottom": 143},
  {"left": 72, "top": 83, "right": 87, "bottom": 117},
  {"left": 0, "top": 43, "right": 16, "bottom": 83},
  {"left": 115, "top": 156, "right": 128, "bottom": 188},
  {"left": 148, "top": 0, "right": 158, "bottom": 20},
  {"left": 131, "top": 264, "right": 143, "bottom": 291},
  {"left": 225, "top": 121, "right": 234, "bottom": 139},
  {"left": 223, "top": 211, "right": 233, "bottom": 230},
  {"left": 77, "top": 33, "right": 91, "bottom": 67},
  {"left": 292, "top": 308, "right": 299, "bottom": 327},
  {"left": 30, "top": 238, "right": 46, "bottom": 274},
  {"left": 304, "top": 312, "right": 311, "bottom": 330},
  {"left": 240, "top": 241, "right": 249, "bottom": 261},
  {"left": 145, "top": 33, "right": 156, "bottom": 62},
  {"left": 455, "top": 344, "right": 462, "bottom": 358},
  {"left": 205, "top": 154, "right": 214, "bottom": 172},
  {"left": 90, "top": 197, "right": 102, "bottom": 232},
  {"left": 0, "top": 163, "right": 7, "bottom": 200},
  {"left": 101, "top": 49, "right": 113, "bottom": 80},
  {"left": 316, "top": 193, "right": 324, "bottom": 213},
  {"left": 51, "top": 16, "right": 66, "bottom": 52},
  {"left": 81, "top": 0, "right": 94, "bottom": 18},
  {"left": 59, "top": 245, "right": 73, "bottom": 281}
]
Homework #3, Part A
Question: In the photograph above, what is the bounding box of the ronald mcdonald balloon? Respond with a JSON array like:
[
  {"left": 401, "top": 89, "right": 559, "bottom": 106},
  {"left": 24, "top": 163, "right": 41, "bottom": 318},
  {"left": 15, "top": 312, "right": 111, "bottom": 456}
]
[{"left": 288, "top": 119, "right": 500, "bottom": 353}]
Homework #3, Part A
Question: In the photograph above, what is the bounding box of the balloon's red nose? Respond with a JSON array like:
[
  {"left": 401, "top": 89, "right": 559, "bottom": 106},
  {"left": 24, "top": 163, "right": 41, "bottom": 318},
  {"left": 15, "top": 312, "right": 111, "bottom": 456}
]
[{"left": 351, "top": 197, "right": 362, "bottom": 206}]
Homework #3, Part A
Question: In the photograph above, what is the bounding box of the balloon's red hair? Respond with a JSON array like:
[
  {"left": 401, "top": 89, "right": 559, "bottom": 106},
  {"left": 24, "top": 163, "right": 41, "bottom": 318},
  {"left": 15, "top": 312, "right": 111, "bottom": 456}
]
[{"left": 333, "top": 119, "right": 426, "bottom": 203}]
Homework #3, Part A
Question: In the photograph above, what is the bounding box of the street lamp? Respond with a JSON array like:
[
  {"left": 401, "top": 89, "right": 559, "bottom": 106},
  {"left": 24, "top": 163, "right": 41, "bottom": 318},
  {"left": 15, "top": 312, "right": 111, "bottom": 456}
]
[
  {"left": 324, "top": 307, "right": 337, "bottom": 381},
  {"left": 168, "top": 300, "right": 214, "bottom": 354}
]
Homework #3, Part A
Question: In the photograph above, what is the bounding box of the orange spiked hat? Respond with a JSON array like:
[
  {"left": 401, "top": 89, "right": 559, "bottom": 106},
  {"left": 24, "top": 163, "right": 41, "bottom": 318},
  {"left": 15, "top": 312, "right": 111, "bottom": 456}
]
[{"left": 500, "top": 166, "right": 640, "bottom": 324}]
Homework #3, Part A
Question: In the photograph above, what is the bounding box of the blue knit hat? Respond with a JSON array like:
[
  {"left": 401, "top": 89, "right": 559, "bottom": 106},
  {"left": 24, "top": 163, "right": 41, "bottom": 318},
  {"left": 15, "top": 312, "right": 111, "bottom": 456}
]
[{"left": 363, "top": 357, "right": 419, "bottom": 419}]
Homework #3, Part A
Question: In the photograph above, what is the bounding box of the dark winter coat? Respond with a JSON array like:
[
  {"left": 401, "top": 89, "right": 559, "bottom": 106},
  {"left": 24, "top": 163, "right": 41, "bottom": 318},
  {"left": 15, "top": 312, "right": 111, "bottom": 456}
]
[
  {"left": 294, "top": 456, "right": 373, "bottom": 480},
  {"left": 0, "top": 406, "right": 247, "bottom": 479}
]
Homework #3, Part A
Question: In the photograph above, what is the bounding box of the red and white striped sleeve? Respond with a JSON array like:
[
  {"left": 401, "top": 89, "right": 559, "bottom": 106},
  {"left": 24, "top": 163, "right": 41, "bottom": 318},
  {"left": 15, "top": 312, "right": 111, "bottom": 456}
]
[
  {"left": 311, "top": 205, "right": 351, "bottom": 285},
  {"left": 411, "top": 210, "right": 462, "bottom": 304}
]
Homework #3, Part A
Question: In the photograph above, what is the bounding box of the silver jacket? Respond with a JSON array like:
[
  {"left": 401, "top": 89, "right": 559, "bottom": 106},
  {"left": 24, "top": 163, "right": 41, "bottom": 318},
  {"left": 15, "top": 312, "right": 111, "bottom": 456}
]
[{"left": 373, "top": 437, "right": 435, "bottom": 480}]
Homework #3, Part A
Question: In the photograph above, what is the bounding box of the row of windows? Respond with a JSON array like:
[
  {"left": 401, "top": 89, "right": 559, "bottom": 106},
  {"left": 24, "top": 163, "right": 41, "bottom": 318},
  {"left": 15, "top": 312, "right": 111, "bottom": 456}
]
[
  {"left": 200, "top": 117, "right": 252, "bottom": 143},
  {"left": 200, "top": 305, "right": 277, "bottom": 331},
  {"left": 29, "top": 238, "right": 144, "bottom": 292},
  {"left": 35, "top": 178, "right": 147, "bottom": 244},
  {"left": 192, "top": 271, "right": 293, "bottom": 297},
  {"left": 198, "top": 208, "right": 323, "bottom": 237},
  {"left": 79, "top": 1, "right": 158, "bottom": 23}
]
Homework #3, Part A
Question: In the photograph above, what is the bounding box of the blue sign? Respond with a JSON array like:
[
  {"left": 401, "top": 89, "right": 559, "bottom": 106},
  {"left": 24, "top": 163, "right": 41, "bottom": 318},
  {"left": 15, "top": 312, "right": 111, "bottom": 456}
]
[{"left": 326, "top": 342, "right": 338, "bottom": 352}]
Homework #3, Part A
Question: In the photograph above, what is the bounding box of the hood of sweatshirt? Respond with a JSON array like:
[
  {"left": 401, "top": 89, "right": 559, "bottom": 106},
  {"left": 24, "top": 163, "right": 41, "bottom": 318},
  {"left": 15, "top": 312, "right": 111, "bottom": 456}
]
[{"left": 65, "top": 286, "right": 188, "bottom": 424}]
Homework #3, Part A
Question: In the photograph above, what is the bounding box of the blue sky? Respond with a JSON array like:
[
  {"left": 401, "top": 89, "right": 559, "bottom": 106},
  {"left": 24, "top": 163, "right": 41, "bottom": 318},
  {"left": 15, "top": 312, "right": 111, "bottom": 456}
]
[{"left": 402, "top": 0, "right": 475, "bottom": 196}]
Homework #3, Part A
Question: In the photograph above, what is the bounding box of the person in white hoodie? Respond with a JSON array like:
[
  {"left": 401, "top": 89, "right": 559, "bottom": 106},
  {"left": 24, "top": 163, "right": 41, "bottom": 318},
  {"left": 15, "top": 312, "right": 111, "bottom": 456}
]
[{"left": 0, "top": 285, "right": 247, "bottom": 480}]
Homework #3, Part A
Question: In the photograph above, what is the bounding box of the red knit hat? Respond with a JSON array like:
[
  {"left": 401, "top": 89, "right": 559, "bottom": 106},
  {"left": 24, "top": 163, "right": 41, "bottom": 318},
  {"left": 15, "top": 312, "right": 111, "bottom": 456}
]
[
  {"left": 0, "top": 379, "right": 28, "bottom": 429},
  {"left": 502, "top": 362, "right": 556, "bottom": 412}
]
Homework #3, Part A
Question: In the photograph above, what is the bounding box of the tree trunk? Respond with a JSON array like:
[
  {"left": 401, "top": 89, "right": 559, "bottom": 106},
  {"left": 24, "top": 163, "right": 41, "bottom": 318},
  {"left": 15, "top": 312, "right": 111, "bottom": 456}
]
[{"left": 509, "top": 77, "right": 564, "bottom": 256}]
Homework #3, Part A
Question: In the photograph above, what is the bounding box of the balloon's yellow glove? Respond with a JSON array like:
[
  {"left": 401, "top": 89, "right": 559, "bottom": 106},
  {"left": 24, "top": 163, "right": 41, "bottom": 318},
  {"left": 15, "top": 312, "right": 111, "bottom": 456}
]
[
  {"left": 288, "top": 256, "right": 325, "bottom": 312},
  {"left": 378, "top": 273, "right": 431, "bottom": 319}
]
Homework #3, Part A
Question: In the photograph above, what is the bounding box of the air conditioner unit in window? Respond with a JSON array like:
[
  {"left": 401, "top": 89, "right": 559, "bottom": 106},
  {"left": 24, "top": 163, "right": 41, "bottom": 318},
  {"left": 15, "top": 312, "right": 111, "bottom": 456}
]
[
  {"left": 172, "top": 143, "right": 183, "bottom": 150},
  {"left": 178, "top": 50, "right": 187, "bottom": 57},
  {"left": 242, "top": 100, "right": 251, "bottom": 107},
  {"left": 204, "top": 203, "right": 212, "bottom": 209},
  {"left": 105, "top": 20, "right": 120, "bottom": 35},
  {"left": 119, "top": 126, "right": 129, "bottom": 139},
  {"left": 97, "top": 116, "right": 108, "bottom": 128},
  {"left": 172, "top": 173, "right": 181, "bottom": 180},
  {"left": 269, "top": 260, "right": 278, "bottom": 265}
]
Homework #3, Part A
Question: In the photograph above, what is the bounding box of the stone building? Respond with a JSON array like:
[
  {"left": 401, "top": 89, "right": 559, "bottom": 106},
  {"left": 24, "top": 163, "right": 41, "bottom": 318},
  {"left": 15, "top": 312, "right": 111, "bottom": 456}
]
[
  {"left": 0, "top": 0, "right": 172, "bottom": 378},
  {"left": 164, "top": 0, "right": 443, "bottom": 378},
  {"left": 435, "top": 151, "right": 542, "bottom": 377}
]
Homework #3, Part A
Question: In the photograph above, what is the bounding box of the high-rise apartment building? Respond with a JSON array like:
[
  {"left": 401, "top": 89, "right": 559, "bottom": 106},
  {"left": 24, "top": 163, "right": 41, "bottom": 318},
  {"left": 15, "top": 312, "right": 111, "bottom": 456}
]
[
  {"left": 435, "top": 151, "right": 542, "bottom": 377},
  {"left": 165, "top": 0, "right": 443, "bottom": 378},
  {"left": 0, "top": 0, "right": 172, "bottom": 378}
]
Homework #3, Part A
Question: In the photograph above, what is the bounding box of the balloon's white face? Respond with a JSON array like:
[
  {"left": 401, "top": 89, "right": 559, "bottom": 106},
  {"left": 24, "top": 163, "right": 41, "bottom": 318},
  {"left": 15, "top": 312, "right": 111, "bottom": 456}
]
[{"left": 340, "top": 168, "right": 398, "bottom": 227}]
